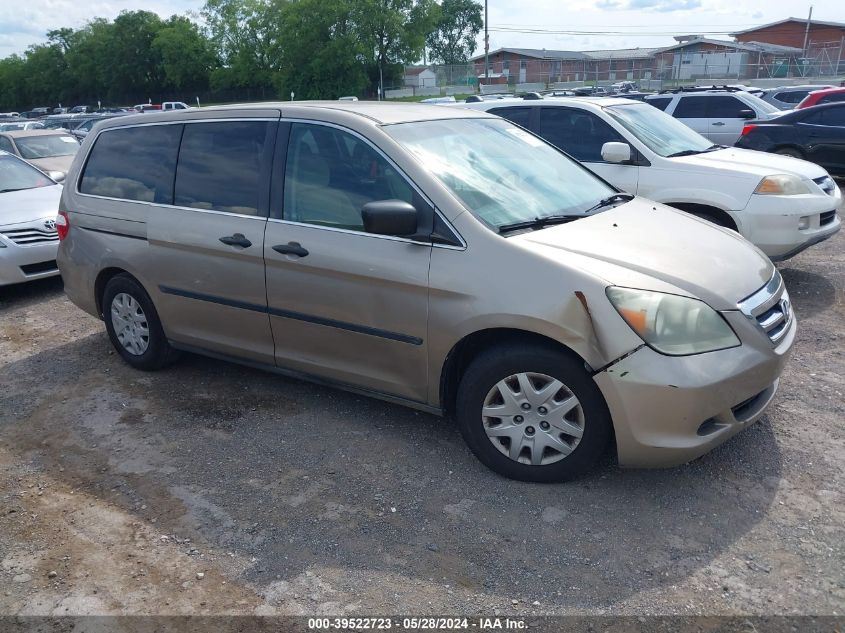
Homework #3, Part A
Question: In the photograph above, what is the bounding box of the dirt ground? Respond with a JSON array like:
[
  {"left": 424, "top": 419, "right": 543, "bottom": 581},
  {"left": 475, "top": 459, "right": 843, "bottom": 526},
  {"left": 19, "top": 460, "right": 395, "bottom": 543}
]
[{"left": 1, "top": 196, "right": 843, "bottom": 618}]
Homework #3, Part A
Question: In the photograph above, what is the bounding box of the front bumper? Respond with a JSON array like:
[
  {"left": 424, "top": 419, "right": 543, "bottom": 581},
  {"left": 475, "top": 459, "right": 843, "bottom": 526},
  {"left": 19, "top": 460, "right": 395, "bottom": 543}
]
[
  {"left": 594, "top": 308, "right": 795, "bottom": 468},
  {"left": 0, "top": 241, "right": 60, "bottom": 286},
  {"left": 739, "top": 190, "right": 841, "bottom": 260}
]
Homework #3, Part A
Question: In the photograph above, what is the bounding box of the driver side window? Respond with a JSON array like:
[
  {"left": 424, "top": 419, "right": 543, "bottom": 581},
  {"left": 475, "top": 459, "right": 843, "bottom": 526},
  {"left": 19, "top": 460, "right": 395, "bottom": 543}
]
[{"left": 283, "top": 123, "right": 414, "bottom": 232}]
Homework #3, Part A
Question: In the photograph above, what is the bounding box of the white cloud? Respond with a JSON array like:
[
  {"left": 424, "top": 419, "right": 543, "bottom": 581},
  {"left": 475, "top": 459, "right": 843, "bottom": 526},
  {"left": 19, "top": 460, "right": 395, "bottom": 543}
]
[{"left": 0, "top": 0, "right": 203, "bottom": 58}]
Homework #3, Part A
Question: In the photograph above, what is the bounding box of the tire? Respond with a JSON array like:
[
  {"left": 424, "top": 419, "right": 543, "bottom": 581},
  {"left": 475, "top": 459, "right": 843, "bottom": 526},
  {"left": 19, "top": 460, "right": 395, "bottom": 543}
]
[
  {"left": 455, "top": 343, "right": 612, "bottom": 482},
  {"left": 775, "top": 147, "right": 804, "bottom": 159},
  {"left": 102, "top": 274, "right": 178, "bottom": 370},
  {"left": 690, "top": 210, "right": 732, "bottom": 229}
]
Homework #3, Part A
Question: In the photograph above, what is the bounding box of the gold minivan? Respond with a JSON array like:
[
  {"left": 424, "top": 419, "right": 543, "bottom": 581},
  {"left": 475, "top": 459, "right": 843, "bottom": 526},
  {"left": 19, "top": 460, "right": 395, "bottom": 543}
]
[{"left": 57, "top": 102, "right": 795, "bottom": 481}]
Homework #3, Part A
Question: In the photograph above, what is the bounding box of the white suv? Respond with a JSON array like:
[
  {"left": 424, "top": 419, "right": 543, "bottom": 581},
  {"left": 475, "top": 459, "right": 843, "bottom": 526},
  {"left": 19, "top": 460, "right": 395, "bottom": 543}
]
[
  {"left": 456, "top": 96, "right": 840, "bottom": 260},
  {"left": 645, "top": 89, "right": 783, "bottom": 145}
]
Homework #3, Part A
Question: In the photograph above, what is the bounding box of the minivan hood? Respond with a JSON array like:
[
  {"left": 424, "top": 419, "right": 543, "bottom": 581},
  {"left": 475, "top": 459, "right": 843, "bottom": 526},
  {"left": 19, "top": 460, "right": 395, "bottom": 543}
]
[
  {"left": 0, "top": 185, "right": 62, "bottom": 227},
  {"left": 675, "top": 146, "right": 828, "bottom": 180},
  {"left": 514, "top": 199, "right": 773, "bottom": 310}
]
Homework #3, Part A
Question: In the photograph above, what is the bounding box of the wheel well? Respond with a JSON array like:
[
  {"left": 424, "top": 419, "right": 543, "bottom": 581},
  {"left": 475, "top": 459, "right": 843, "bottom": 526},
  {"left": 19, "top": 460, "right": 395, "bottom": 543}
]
[
  {"left": 666, "top": 202, "right": 737, "bottom": 231},
  {"left": 94, "top": 267, "right": 130, "bottom": 317},
  {"left": 439, "top": 329, "right": 589, "bottom": 417},
  {"left": 774, "top": 144, "right": 805, "bottom": 158}
]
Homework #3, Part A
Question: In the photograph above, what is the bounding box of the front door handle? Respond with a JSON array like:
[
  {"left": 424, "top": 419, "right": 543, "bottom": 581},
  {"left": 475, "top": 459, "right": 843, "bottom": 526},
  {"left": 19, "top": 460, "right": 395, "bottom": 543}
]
[
  {"left": 272, "top": 242, "right": 309, "bottom": 257},
  {"left": 711, "top": 121, "right": 726, "bottom": 127},
  {"left": 219, "top": 233, "right": 252, "bottom": 248}
]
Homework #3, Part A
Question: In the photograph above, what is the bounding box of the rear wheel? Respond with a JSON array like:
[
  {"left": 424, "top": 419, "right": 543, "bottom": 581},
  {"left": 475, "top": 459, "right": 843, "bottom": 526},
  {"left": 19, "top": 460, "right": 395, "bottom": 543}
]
[
  {"left": 102, "top": 274, "right": 178, "bottom": 370},
  {"left": 455, "top": 344, "right": 612, "bottom": 482},
  {"left": 775, "top": 147, "right": 804, "bottom": 159}
]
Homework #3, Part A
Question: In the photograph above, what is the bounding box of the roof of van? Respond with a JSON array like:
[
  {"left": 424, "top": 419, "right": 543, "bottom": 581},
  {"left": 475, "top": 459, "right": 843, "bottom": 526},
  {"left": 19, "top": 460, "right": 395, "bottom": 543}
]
[{"left": 94, "top": 100, "right": 495, "bottom": 128}]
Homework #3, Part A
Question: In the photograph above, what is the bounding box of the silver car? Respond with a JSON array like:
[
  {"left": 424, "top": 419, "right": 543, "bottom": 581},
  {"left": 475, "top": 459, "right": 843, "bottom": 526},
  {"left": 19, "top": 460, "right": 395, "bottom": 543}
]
[
  {"left": 57, "top": 103, "right": 795, "bottom": 481},
  {"left": 759, "top": 85, "right": 835, "bottom": 110},
  {"left": 0, "top": 151, "right": 63, "bottom": 286}
]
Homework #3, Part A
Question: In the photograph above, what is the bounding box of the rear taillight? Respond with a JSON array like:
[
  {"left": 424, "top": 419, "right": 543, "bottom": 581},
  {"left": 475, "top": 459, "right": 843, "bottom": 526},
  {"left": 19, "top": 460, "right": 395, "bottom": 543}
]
[
  {"left": 56, "top": 210, "right": 70, "bottom": 241},
  {"left": 741, "top": 124, "right": 757, "bottom": 136}
]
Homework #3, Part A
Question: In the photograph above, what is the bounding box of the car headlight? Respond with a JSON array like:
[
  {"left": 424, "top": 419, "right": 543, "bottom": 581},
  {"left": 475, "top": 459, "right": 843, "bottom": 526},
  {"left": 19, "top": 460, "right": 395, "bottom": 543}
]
[
  {"left": 606, "top": 287, "right": 740, "bottom": 356},
  {"left": 754, "top": 174, "right": 811, "bottom": 196}
]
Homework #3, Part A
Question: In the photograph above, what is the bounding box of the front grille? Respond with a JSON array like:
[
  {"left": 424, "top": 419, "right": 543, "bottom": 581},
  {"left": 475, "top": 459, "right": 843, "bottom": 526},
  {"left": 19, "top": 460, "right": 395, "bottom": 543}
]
[
  {"left": 820, "top": 210, "right": 837, "bottom": 226},
  {"left": 20, "top": 260, "right": 58, "bottom": 275},
  {"left": 813, "top": 175, "right": 837, "bottom": 196},
  {"left": 0, "top": 227, "right": 59, "bottom": 246},
  {"left": 738, "top": 271, "right": 793, "bottom": 346}
]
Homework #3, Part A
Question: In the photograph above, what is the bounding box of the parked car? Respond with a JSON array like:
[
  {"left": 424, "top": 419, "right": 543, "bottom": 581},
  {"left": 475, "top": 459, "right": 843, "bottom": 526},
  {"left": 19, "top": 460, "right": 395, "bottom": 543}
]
[
  {"left": 58, "top": 102, "right": 795, "bottom": 482},
  {"left": 0, "top": 151, "right": 63, "bottom": 286},
  {"left": 0, "top": 130, "right": 80, "bottom": 177},
  {"left": 609, "top": 81, "right": 638, "bottom": 93},
  {"left": 69, "top": 114, "right": 126, "bottom": 141},
  {"left": 759, "top": 85, "right": 834, "bottom": 110},
  {"left": 457, "top": 97, "right": 840, "bottom": 261},
  {"left": 162, "top": 101, "right": 190, "bottom": 111},
  {"left": 736, "top": 103, "right": 845, "bottom": 175},
  {"left": 70, "top": 105, "right": 94, "bottom": 114},
  {"left": 796, "top": 87, "right": 845, "bottom": 109},
  {"left": 573, "top": 86, "right": 609, "bottom": 96},
  {"left": 0, "top": 121, "right": 45, "bottom": 131},
  {"left": 646, "top": 88, "right": 783, "bottom": 144}
]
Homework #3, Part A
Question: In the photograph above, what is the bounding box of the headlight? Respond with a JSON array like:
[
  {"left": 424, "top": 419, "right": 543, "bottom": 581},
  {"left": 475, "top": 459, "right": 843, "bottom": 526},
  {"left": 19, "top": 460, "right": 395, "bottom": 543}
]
[
  {"left": 606, "top": 287, "right": 740, "bottom": 356},
  {"left": 754, "top": 174, "right": 811, "bottom": 196}
]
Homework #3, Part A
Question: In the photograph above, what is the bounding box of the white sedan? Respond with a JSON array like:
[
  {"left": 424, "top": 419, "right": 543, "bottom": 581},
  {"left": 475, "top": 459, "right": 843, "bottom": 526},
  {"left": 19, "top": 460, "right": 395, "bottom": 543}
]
[{"left": 0, "top": 151, "right": 63, "bottom": 286}]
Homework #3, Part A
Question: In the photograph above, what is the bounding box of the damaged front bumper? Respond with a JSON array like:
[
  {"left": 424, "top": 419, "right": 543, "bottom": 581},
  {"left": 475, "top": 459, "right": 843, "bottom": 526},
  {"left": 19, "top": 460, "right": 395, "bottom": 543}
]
[{"left": 593, "top": 310, "right": 796, "bottom": 468}]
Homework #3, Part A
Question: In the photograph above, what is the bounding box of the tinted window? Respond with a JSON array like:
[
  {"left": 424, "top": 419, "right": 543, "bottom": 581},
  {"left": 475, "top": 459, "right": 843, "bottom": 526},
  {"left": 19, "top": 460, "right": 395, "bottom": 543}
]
[
  {"left": 819, "top": 92, "right": 845, "bottom": 104},
  {"left": 538, "top": 108, "right": 624, "bottom": 162},
  {"left": 490, "top": 107, "right": 531, "bottom": 128},
  {"left": 707, "top": 96, "right": 748, "bottom": 118},
  {"left": 774, "top": 90, "right": 808, "bottom": 104},
  {"left": 0, "top": 136, "right": 13, "bottom": 153},
  {"left": 673, "top": 96, "right": 709, "bottom": 118},
  {"left": 820, "top": 106, "right": 845, "bottom": 126},
  {"left": 80, "top": 124, "right": 181, "bottom": 203},
  {"left": 284, "top": 123, "right": 413, "bottom": 232},
  {"left": 174, "top": 121, "right": 272, "bottom": 216},
  {"left": 646, "top": 97, "right": 672, "bottom": 111}
]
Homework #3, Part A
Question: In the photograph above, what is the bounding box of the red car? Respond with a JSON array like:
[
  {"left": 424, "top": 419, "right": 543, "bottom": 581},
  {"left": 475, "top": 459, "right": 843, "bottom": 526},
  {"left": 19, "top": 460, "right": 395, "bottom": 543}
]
[{"left": 796, "top": 87, "right": 845, "bottom": 109}]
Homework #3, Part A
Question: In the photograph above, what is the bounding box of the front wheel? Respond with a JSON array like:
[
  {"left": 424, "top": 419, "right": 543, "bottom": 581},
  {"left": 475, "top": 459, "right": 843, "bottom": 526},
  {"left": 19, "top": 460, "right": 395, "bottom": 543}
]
[
  {"left": 775, "top": 147, "right": 804, "bottom": 159},
  {"left": 455, "top": 344, "right": 612, "bottom": 482}
]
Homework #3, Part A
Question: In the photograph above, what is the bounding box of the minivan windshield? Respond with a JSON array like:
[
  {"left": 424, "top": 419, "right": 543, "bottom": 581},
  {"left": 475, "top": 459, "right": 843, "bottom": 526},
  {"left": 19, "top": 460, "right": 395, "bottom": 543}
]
[
  {"left": 606, "top": 103, "right": 715, "bottom": 157},
  {"left": 385, "top": 118, "right": 617, "bottom": 230},
  {"left": 15, "top": 134, "right": 79, "bottom": 159},
  {"left": 0, "top": 154, "right": 55, "bottom": 193}
]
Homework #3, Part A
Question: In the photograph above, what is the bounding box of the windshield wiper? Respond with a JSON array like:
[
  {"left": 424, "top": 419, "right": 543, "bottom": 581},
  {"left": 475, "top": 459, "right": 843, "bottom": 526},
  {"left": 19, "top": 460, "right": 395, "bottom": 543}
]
[
  {"left": 667, "top": 149, "right": 704, "bottom": 158},
  {"left": 497, "top": 214, "right": 581, "bottom": 235},
  {"left": 583, "top": 192, "right": 634, "bottom": 214},
  {"left": 0, "top": 188, "right": 27, "bottom": 193}
]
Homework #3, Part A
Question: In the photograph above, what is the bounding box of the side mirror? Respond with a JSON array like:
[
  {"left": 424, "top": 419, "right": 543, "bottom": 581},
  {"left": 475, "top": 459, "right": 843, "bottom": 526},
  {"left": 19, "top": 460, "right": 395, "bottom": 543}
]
[
  {"left": 361, "top": 200, "right": 419, "bottom": 236},
  {"left": 601, "top": 141, "right": 632, "bottom": 164},
  {"left": 739, "top": 109, "right": 756, "bottom": 120},
  {"left": 48, "top": 170, "right": 66, "bottom": 183}
]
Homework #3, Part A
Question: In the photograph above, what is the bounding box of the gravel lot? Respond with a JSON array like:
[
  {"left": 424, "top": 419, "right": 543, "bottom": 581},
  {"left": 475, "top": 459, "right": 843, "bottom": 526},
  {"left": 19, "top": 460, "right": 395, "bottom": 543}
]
[{"left": 1, "top": 193, "right": 843, "bottom": 618}]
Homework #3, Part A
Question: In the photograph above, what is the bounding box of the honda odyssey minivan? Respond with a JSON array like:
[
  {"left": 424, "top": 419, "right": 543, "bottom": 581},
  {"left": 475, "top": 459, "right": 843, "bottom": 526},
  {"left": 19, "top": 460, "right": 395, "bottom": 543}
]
[{"left": 57, "top": 102, "right": 795, "bottom": 481}]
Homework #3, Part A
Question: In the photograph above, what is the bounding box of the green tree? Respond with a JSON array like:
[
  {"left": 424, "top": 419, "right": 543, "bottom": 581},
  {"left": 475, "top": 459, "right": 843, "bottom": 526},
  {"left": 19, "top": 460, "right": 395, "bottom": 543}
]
[
  {"left": 0, "top": 55, "right": 28, "bottom": 111},
  {"left": 425, "top": 0, "right": 482, "bottom": 65},
  {"left": 277, "top": 0, "right": 367, "bottom": 99},
  {"left": 153, "top": 16, "right": 216, "bottom": 93}
]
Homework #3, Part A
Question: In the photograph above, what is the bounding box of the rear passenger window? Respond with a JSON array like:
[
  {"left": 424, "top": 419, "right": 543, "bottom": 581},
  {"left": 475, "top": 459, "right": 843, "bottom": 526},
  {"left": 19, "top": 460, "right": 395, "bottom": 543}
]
[
  {"left": 673, "top": 97, "right": 709, "bottom": 118},
  {"left": 80, "top": 125, "right": 181, "bottom": 203},
  {"left": 284, "top": 123, "right": 413, "bottom": 232},
  {"left": 174, "top": 121, "right": 273, "bottom": 215},
  {"left": 819, "top": 92, "right": 845, "bottom": 104},
  {"left": 490, "top": 107, "right": 532, "bottom": 128},
  {"left": 774, "top": 91, "right": 807, "bottom": 104},
  {"left": 646, "top": 97, "right": 671, "bottom": 111},
  {"left": 820, "top": 107, "right": 845, "bottom": 126}
]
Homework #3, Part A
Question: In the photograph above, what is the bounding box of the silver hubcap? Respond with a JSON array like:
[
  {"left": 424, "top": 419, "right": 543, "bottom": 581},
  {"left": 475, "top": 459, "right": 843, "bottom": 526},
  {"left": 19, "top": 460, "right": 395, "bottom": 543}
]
[
  {"left": 482, "top": 372, "right": 584, "bottom": 466},
  {"left": 110, "top": 293, "right": 150, "bottom": 356}
]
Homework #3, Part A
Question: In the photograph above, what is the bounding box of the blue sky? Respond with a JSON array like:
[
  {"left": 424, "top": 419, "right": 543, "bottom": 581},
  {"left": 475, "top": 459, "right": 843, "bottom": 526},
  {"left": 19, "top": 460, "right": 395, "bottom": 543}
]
[{"left": 1, "top": 0, "right": 843, "bottom": 59}]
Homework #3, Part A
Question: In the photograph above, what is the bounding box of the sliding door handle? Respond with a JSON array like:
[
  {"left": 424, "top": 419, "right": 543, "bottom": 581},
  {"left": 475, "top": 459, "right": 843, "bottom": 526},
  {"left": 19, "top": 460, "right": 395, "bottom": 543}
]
[{"left": 219, "top": 233, "right": 252, "bottom": 248}]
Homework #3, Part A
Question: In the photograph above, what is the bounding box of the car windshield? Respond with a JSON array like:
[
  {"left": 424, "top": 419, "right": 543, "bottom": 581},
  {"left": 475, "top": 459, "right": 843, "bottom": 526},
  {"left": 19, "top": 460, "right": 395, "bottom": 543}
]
[
  {"left": 743, "top": 93, "right": 781, "bottom": 115},
  {"left": 384, "top": 118, "right": 616, "bottom": 230},
  {"left": 14, "top": 135, "right": 79, "bottom": 159},
  {"left": 0, "top": 154, "right": 54, "bottom": 193},
  {"left": 605, "top": 102, "right": 714, "bottom": 157}
]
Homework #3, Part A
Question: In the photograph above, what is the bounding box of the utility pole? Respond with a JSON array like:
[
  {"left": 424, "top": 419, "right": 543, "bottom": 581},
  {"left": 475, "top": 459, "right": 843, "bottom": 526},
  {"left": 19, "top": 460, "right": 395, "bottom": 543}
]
[
  {"left": 484, "top": 0, "right": 489, "bottom": 89},
  {"left": 802, "top": 6, "right": 813, "bottom": 58}
]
